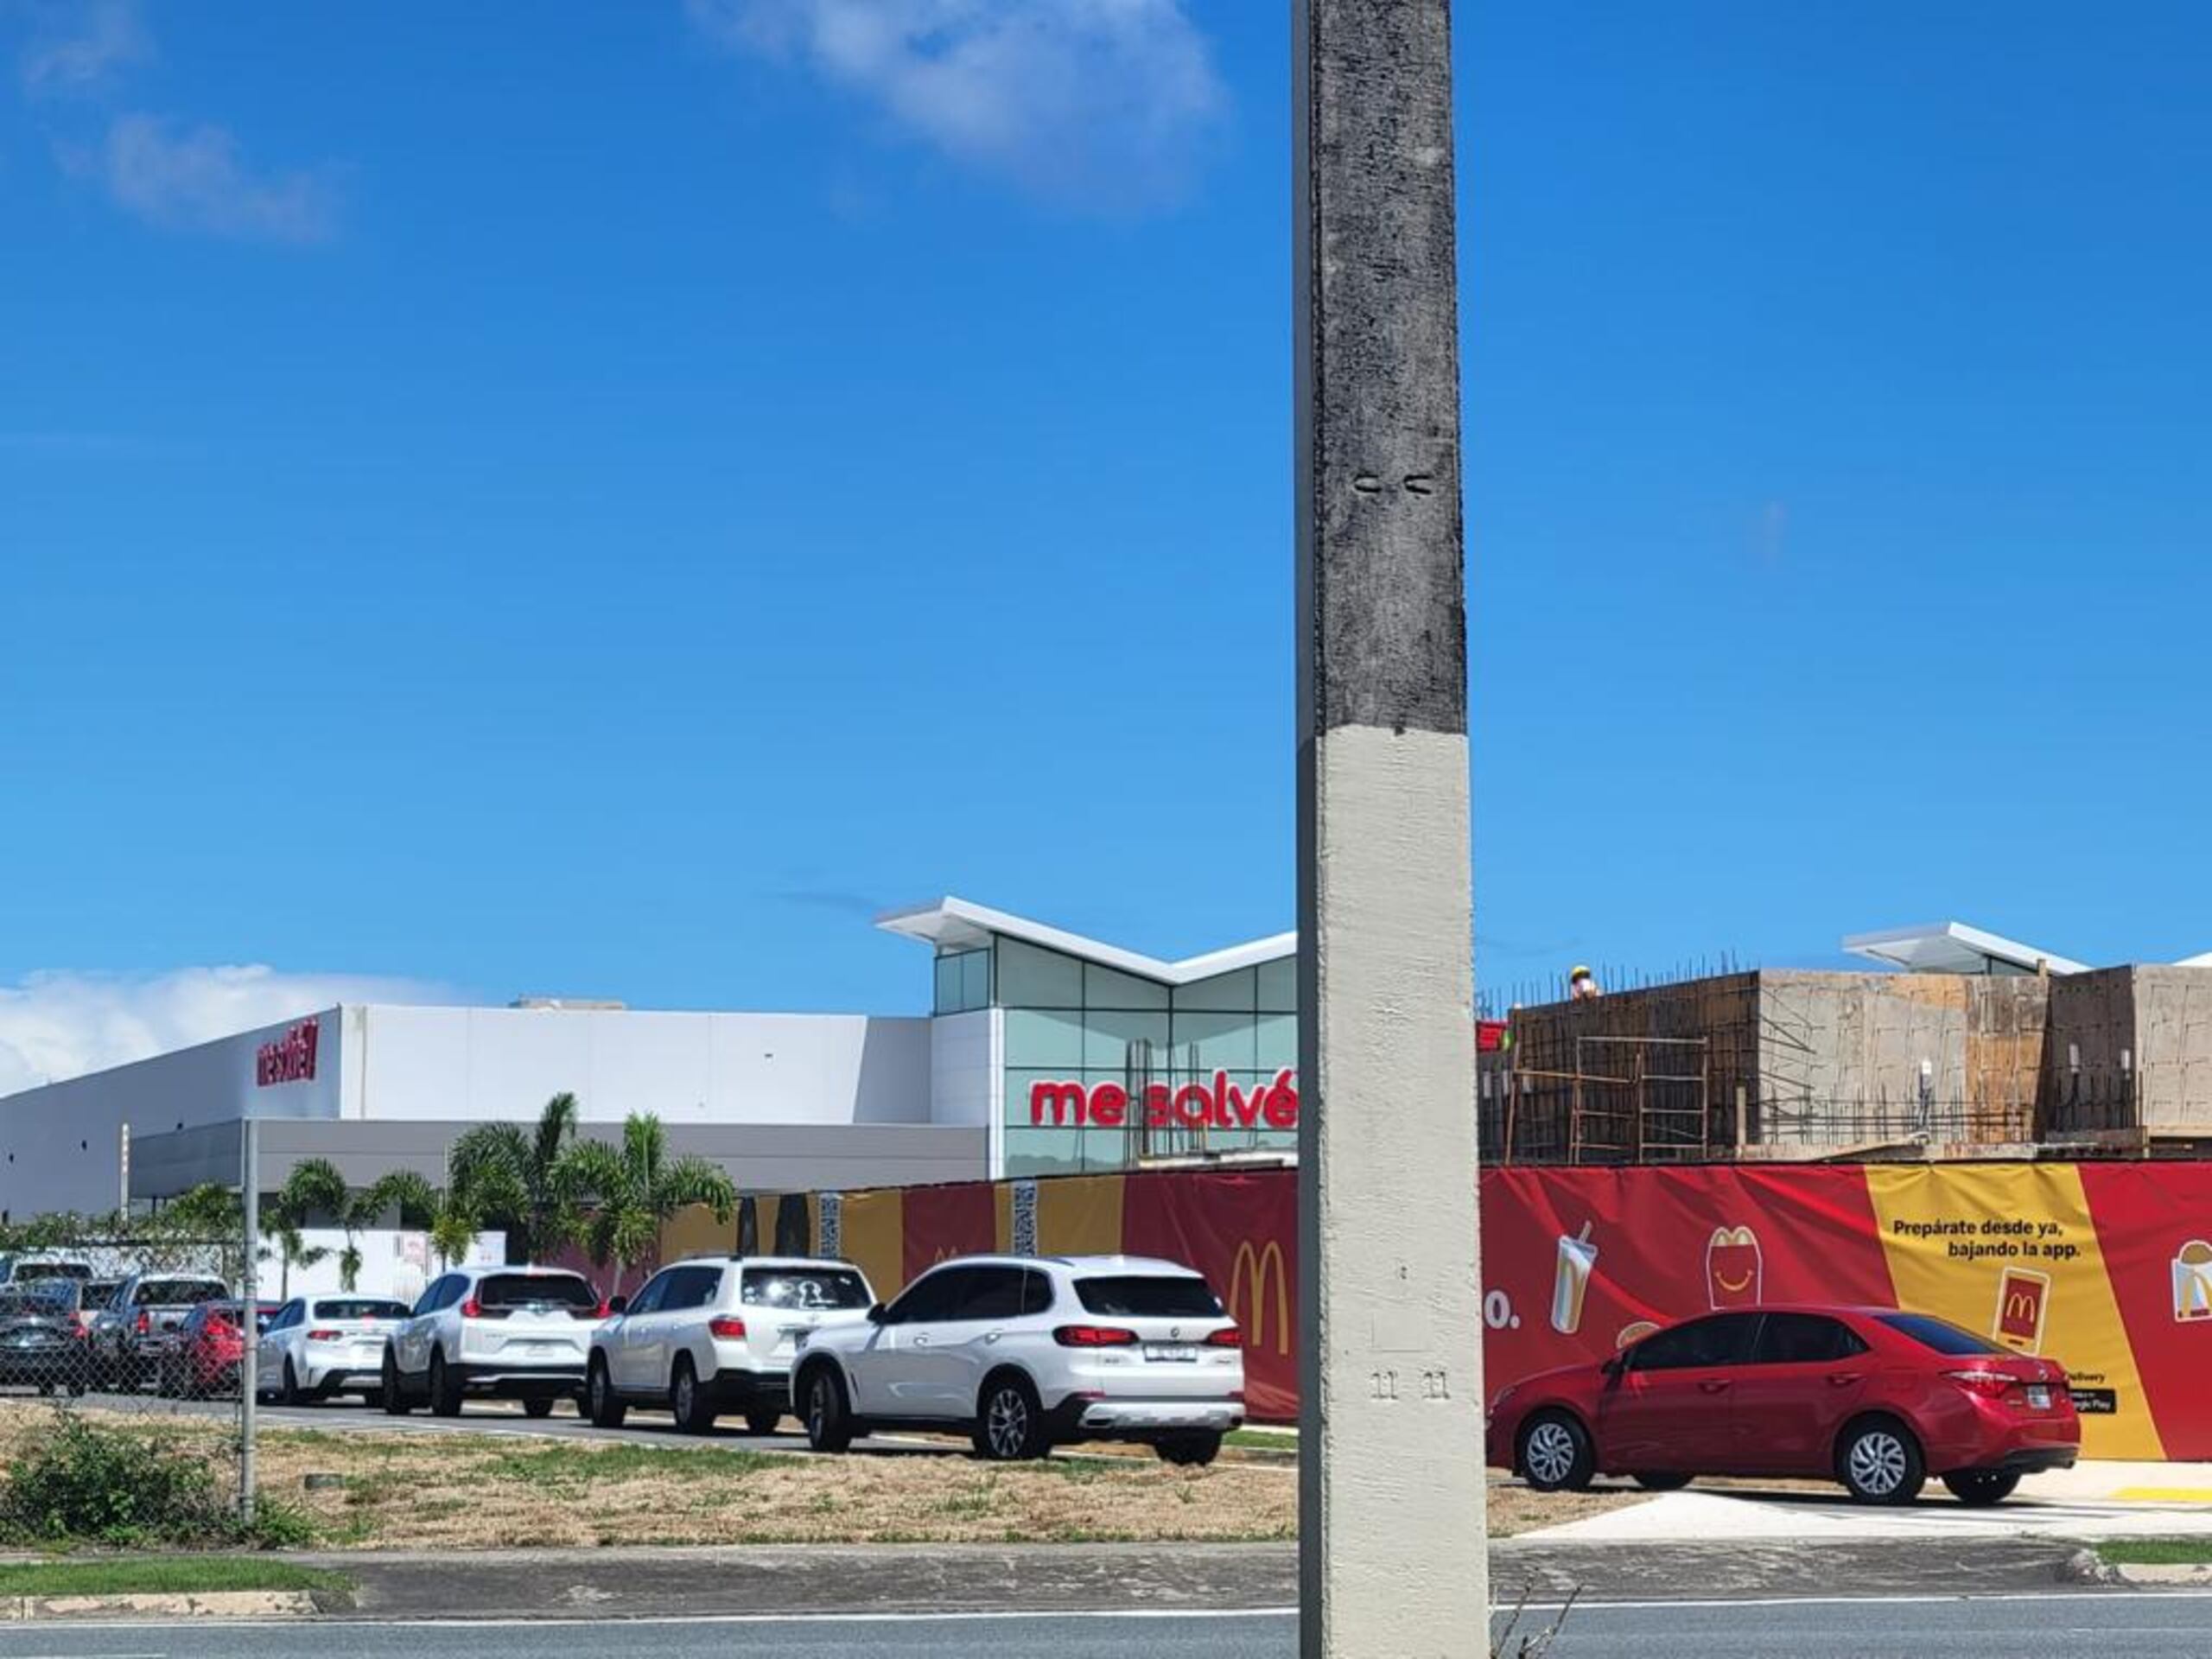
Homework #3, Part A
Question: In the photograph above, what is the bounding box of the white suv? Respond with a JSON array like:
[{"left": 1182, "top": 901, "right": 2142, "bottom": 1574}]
[
  {"left": 380, "top": 1264, "right": 607, "bottom": 1418},
  {"left": 585, "top": 1255, "right": 875, "bottom": 1435},
  {"left": 792, "top": 1254, "right": 1244, "bottom": 1464}
]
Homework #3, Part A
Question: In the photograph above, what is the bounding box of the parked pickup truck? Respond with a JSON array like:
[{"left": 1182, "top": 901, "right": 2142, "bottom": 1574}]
[{"left": 90, "top": 1272, "right": 229, "bottom": 1390}]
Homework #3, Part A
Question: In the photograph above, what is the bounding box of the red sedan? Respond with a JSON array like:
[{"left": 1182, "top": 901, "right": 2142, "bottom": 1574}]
[
  {"left": 158, "top": 1301, "right": 276, "bottom": 1399},
  {"left": 1486, "top": 1305, "right": 2079, "bottom": 1506}
]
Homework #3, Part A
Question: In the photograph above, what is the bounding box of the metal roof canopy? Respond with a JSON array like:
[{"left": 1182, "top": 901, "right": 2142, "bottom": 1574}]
[
  {"left": 1843, "top": 922, "right": 2088, "bottom": 976},
  {"left": 876, "top": 896, "right": 1294, "bottom": 987}
]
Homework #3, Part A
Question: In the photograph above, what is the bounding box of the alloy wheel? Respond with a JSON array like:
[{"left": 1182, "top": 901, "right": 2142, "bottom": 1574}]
[
  {"left": 987, "top": 1387, "right": 1028, "bottom": 1458},
  {"left": 1848, "top": 1431, "right": 1907, "bottom": 1497},
  {"left": 1523, "top": 1421, "right": 1579, "bottom": 1487}
]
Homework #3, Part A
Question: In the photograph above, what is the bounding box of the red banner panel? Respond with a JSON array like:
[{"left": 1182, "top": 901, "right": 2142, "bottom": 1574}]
[
  {"left": 1480, "top": 1165, "right": 1899, "bottom": 1389},
  {"left": 1121, "top": 1170, "right": 1299, "bottom": 1421},
  {"left": 901, "top": 1180, "right": 1000, "bottom": 1287},
  {"left": 2080, "top": 1162, "right": 2212, "bottom": 1460}
]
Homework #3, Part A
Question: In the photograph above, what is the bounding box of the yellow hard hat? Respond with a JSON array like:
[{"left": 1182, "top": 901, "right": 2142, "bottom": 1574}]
[{"left": 1570, "top": 965, "right": 1592, "bottom": 981}]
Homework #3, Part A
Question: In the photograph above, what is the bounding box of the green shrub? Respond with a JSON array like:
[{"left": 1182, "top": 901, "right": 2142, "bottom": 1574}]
[{"left": 0, "top": 1414, "right": 306, "bottom": 1548}]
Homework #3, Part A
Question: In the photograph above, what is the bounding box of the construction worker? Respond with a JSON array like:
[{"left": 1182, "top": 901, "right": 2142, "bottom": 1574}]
[{"left": 1569, "top": 964, "right": 1602, "bottom": 1001}]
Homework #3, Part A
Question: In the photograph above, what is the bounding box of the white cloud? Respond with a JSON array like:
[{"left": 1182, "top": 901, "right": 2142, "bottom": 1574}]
[
  {"left": 0, "top": 966, "right": 448, "bottom": 1097},
  {"left": 18, "top": 0, "right": 148, "bottom": 94},
  {"left": 690, "top": 0, "right": 1225, "bottom": 210},
  {"left": 92, "top": 113, "right": 338, "bottom": 243}
]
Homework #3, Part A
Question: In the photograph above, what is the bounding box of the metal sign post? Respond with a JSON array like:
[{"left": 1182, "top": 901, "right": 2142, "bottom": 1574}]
[{"left": 238, "top": 1118, "right": 257, "bottom": 1527}]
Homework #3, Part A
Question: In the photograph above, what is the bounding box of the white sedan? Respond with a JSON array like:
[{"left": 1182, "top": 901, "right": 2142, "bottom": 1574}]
[{"left": 257, "top": 1294, "right": 412, "bottom": 1404}]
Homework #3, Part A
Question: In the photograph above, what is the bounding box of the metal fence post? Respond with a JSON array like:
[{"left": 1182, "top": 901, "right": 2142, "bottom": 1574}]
[{"left": 239, "top": 1118, "right": 257, "bottom": 1527}]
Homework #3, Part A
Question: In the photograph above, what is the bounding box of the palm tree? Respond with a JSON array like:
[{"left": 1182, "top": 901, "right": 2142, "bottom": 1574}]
[
  {"left": 365, "top": 1171, "right": 482, "bottom": 1274},
  {"left": 446, "top": 1092, "right": 589, "bottom": 1265},
  {"left": 267, "top": 1159, "right": 347, "bottom": 1300},
  {"left": 567, "top": 1113, "right": 736, "bottom": 1291}
]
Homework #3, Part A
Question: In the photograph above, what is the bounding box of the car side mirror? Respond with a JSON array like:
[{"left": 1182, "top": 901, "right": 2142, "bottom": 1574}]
[
  {"left": 866, "top": 1303, "right": 886, "bottom": 1325},
  {"left": 607, "top": 1294, "right": 628, "bottom": 1316}
]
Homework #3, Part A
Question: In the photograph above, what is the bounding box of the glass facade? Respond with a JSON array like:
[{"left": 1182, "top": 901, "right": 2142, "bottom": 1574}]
[{"left": 967, "top": 936, "right": 1299, "bottom": 1178}]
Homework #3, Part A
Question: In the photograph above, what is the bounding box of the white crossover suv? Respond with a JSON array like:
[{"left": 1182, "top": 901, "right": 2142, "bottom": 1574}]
[
  {"left": 380, "top": 1264, "right": 607, "bottom": 1418},
  {"left": 791, "top": 1254, "right": 1245, "bottom": 1464},
  {"left": 256, "top": 1294, "right": 412, "bottom": 1403},
  {"left": 586, "top": 1255, "right": 875, "bottom": 1435}
]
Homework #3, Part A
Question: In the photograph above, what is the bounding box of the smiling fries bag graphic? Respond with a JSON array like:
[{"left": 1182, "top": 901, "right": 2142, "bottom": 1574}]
[{"left": 1705, "top": 1225, "right": 1763, "bottom": 1308}]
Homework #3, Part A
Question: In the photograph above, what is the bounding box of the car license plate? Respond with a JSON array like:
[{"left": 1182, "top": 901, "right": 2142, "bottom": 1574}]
[
  {"left": 2026, "top": 1385, "right": 2052, "bottom": 1409},
  {"left": 1145, "top": 1344, "right": 1199, "bottom": 1363}
]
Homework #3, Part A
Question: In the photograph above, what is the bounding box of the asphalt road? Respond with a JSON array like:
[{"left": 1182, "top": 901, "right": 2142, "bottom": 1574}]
[{"left": 6, "top": 1598, "right": 2212, "bottom": 1658}]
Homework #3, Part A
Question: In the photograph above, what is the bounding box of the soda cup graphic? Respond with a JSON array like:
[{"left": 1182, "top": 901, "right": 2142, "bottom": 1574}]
[
  {"left": 2174, "top": 1240, "right": 2212, "bottom": 1324},
  {"left": 1552, "top": 1222, "right": 1597, "bottom": 1336}
]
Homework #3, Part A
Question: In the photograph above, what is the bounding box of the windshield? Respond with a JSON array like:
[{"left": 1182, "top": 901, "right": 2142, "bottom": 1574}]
[
  {"left": 312, "top": 1300, "right": 410, "bottom": 1322},
  {"left": 477, "top": 1274, "right": 598, "bottom": 1312},
  {"left": 13, "top": 1262, "right": 91, "bottom": 1282},
  {"left": 1878, "top": 1312, "right": 2010, "bottom": 1357},
  {"left": 741, "top": 1267, "right": 872, "bottom": 1311},
  {"left": 136, "top": 1279, "right": 226, "bottom": 1306},
  {"left": 1073, "top": 1275, "right": 1224, "bottom": 1319},
  {"left": 0, "top": 1287, "right": 70, "bottom": 1319}
]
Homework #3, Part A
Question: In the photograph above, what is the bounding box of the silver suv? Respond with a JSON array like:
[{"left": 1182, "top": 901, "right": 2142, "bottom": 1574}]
[
  {"left": 792, "top": 1254, "right": 1245, "bottom": 1464},
  {"left": 379, "top": 1264, "right": 607, "bottom": 1418},
  {"left": 587, "top": 1256, "right": 875, "bottom": 1435}
]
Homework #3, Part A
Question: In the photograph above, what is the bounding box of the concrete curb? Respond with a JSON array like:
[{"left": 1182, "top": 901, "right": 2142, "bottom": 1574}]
[
  {"left": 2107, "top": 1561, "right": 2212, "bottom": 1586},
  {"left": 0, "top": 1589, "right": 318, "bottom": 1622}
]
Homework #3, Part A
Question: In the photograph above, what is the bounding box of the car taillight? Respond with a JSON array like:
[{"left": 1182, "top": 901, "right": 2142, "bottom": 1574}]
[
  {"left": 136, "top": 1312, "right": 150, "bottom": 1335},
  {"left": 460, "top": 1298, "right": 482, "bottom": 1319},
  {"left": 1944, "top": 1369, "right": 2019, "bottom": 1400},
  {"left": 708, "top": 1317, "right": 747, "bottom": 1340},
  {"left": 1054, "top": 1325, "right": 1139, "bottom": 1347},
  {"left": 1206, "top": 1326, "right": 1243, "bottom": 1348},
  {"left": 308, "top": 1329, "right": 340, "bottom": 1341},
  {"left": 594, "top": 1301, "right": 613, "bottom": 1319}
]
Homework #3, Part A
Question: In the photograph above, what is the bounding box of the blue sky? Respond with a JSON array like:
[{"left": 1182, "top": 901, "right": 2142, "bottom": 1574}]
[{"left": 3, "top": 2, "right": 2209, "bottom": 1081}]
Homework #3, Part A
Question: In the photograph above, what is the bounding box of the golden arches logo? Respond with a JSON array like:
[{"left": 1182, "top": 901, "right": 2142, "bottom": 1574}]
[
  {"left": 2005, "top": 1290, "right": 2039, "bottom": 1322},
  {"left": 1229, "top": 1240, "right": 1290, "bottom": 1357}
]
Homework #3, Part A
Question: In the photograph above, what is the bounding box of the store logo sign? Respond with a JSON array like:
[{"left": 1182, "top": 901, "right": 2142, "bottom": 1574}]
[
  {"left": 1230, "top": 1239, "right": 1290, "bottom": 1357},
  {"left": 255, "top": 1020, "right": 320, "bottom": 1087},
  {"left": 1027, "top": 1068, "right": 1299, "bottom": 1132}
]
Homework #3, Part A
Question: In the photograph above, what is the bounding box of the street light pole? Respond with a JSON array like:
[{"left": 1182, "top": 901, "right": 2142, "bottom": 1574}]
[{"left": 1295, "top": 2, "right": 1486, "bottom": 1654}]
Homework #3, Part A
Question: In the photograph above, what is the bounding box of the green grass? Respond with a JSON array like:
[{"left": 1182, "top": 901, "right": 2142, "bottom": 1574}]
[
  {"left": 0, "top": 1558, "right": 352, "bottom": 1602},
  {"left": 2095, "top": 1538, "right": 2212, "bottom": 1567},
  {"left": 479, "top": 1440, "right": 777, "bottom": 1491},
  {"left": 1224, "top": 1429, "right": 1297, "bottom": 1452}
]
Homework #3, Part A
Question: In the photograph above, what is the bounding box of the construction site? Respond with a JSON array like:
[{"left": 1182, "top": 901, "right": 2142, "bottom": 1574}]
[{"left": 1478, "top": 925, "right": 2212, "bottom": 1166}]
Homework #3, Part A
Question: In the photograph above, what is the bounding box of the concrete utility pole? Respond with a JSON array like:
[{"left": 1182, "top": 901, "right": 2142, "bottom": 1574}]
[{"left": 1294, "top": 1, "right": 1485, "bottom": 1654}]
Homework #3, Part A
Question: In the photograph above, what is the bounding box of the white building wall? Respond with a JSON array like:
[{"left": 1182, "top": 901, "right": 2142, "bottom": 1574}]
[
  {"left": 353, "top": 1006, "right": 932, "bottom": 1126},
  {"left": 0, "top": 1009, "right": 342, "bottom": 1218}
]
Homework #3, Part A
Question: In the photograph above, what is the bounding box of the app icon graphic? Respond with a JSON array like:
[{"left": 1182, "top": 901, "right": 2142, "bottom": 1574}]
[
  {"left": 1706, "top": 1225, "right": 1763, "bottom": 1309},
  {"left": 1551, "top": 1222, "right": 1597, "bottom": 1336},
  {"left": 1993, "top": 1265, "right": 2051, "bottom": 1354},
  {"left": 2175, "top": 1240, "right": 2212, "bottom": 1324}
]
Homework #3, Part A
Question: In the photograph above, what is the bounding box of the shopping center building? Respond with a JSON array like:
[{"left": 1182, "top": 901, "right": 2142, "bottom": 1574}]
[{"left": 0, "top": 898, "right": 1300, "bottom": 1218}]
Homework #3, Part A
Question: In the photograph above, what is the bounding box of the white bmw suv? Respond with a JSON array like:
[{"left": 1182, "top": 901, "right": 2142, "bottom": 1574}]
[
  {"left": 791, "top": 1254, "right": 1245, "bottom": 1464},
  {"left": 586, "top": 1255, "right": 875, "bottom": 1435},
  {"left": 380, "top": 1264, "right": 607, "bottom": 1418}
]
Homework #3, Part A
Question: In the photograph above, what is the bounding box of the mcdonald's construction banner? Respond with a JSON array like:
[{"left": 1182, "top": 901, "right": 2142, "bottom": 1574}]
[{"left": 656, "top": 1160, "right": 2212, "bottom": 1452}]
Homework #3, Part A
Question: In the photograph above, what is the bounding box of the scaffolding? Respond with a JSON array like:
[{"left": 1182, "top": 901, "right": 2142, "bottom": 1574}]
[{"left": 1499, "top": 1035, "right": 1712, "bottom": 1166}]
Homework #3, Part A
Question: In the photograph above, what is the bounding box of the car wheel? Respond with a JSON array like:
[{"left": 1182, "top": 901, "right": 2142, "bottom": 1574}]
[
  {"left": 672, "top": 1359, "right": 716, "bottom": 1435},
  {"left": 381, "top": 1350, "right": 414, "bottom": 1415},
  {"left": 1155, "top": 1432, "right": 1223, "bottom": 1467},
  {"left": 282, "top": 1358, "right": 305, "bottom": 1408},
  {"left": 973, "top": 1373, "right": 1049, "bottom": 1462},
  {"left": 1517, "top": 1410, "right": 1596, "bottom": 1494},
  {"left": 802, "top": 1364, "right": 854, "bottom": 1454},
  {"left": 1942, "top": 1469, "right": 2021, "bottom": 1507},
  {"left": 523, "top": 1397, "right": 556, "bottom": 1420},
  {"left": 429, "top": 1351, "right": 463, "bottom": 1417},
  {"left": 745, "top": 1408, "right": 782, "bottom": 1438},
  {"left": 1838, "top": 1417, "right": 1925, "bottom": 1505},
  {"left": 1631, "top": 1471, "right": 1694, "bottom": 1491},
  {"left": 587, "top": 1358, "right": 627, "bottom": 1429}
]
